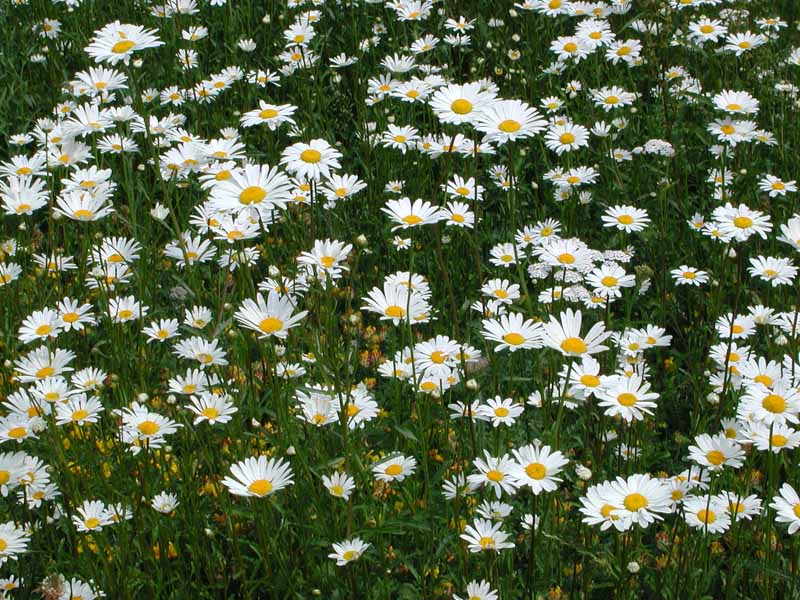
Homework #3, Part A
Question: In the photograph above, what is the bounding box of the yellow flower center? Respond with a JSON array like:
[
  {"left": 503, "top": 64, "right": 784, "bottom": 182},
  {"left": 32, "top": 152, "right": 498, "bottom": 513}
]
[
  {"left": 385, "top": 305, "right": 406, "bottom": 318},
  {"left": 84, "top": 517, "right": 101, "bottom": 529},
  {"left": 450, "top": 99, "right": 473, "bottom": 114},
  {"left": 385, "top": 464, "right": 403, "bottom": 476},
  {"left": 478, "top": 536, "right": 496, "bottom": 549},
  {"left": 498, "top": 119, "right": 521, "bottom": 133},
  {"left": 559, "top": 133, "right": 575, "bottom": 145},
  {"left": 580, "top": 374, "right": 600, "bottom": 387},
  {"left": 771, "top": 434, "right": 788, "bottom": 447},
  {"left": 239, "top": 186, "right": 266, "bottom": 205},
  {"left": 557, "top": 252, "right": 575, "bottom": 264},
  {"left": 36, "top": 366, "right": 54, "bottom": 378},
  {"left": 525, "top": 462, "right": 546, "bottom": 480},
  {"left": 697, "top": 509, "right": 716, "bottom": 524},
  {"left": 118, "top": 309, "right": 133, "bottom": 320},
  {"left": 258, "top": 317, "right": 283, "bottom": 334},
  {"left": 300, "top": 149, "right": 322, "bottom": 163},
  {"left": 623, "top": 493, "right": 648, "bottom": 511},
  {"left": 763, "top": 394, "right": 786, "bottom": 414},
  {"left": 720, "top": 124, "right": 736, "bottom": 136},
  {"left": 111, "top": 40, "right": 136, "bottom": 54},
  {"left": 682, "top": 271, "right": 696, "bottom": 280},
  {"left": 8, "top": 427, "right": 26, "bottom": 439},
  {"left": 74, "top": 209, "right": 93, "bottom": 219},
  {"left": 137, "top": 421, "right": 160, "bottom": 436},
  {"left": 563, "top": 42, "right": 578, "bottom": 53},
  {"left": 72, "top": 409, "right": 89, "bottom": 422},
  {"left": 402, "top": 214, "right": 423, "bottom": 225},
  {"left": 706, "top": 450, "right": 725, "bottom": 466},
  {"left": 700, "top": 24, "right": 714, "bottom": 34},
  {"left": 601, "top": 276, "right": 618, "bottom": 287},
  {"left": 430, "top": 351, "right": 447, "bottom": 364},
  {"left": 503, "top": 332, "right": 525, "bottom": 346},
  {"left": 754, "top": 374, "right": 773, "bottom": 386},
  {"left": 494, "top": 407, "right": 510, "bottom": 418},
  {"left": 560, "top": 337, "right": 587, "bottom": 355},
  {"left": 35, "top": 324, "right": 53, "bottom": 336},
  {"left": 617, "top": 392, "right": 637, "bottom": 407},
  {"left": 486, "top": 469, "right": 504, "bottom": 482},
  {"left": 248, "top": 479, "right": 273, "bottom": 496}
]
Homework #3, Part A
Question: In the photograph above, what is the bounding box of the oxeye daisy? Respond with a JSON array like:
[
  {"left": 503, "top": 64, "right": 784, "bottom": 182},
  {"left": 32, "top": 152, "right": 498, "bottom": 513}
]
[
  {"left": 671, "top": 266, "right": 708, "bottom": 286},
  {"left": 142, "top": 318, "right": 180, "bottom": 343},
  {"left": 361, "top": 283, "right": 430, "bottom": 326},
  {"left": 770, "top": 483, "right": 800, "bottom": 534},
  {"left": 84, "top": 21, "right": 163, "bottom": 65},
  {"left": 0, "top": 522, "right": 30, "bottom": 565},
  {"left": 476, "top": 396, "right": 524, "bottom": 427},
  {"left": 186, "top": 393, "right": 237, "bottom": 426},
  {"left": 55, "top": 394, "right": 103, "bottom": 427},
  {"left": 597, "top": 374, "right": 659, "bottom": 422},
  {"left": 481, "top": 312, "right": 542, "bottom": 352},
  {"left": 382, "top": 197, "right": 443, "bottom": 230},
  {"left": 454, "top": 580, "right": 498, "bottom": 600},
  {"left": 234, "top": 291, "right": 308, "bottom": 340},
  {"left": 328, "top": 538, "right": 370, "bottom": 566},
  {"left": 429, "top": 82, "right": 496, "bottom": 125},
  {"left": 281, "top": 139, "right": 342, "bottom": 181},
  {"left": 586, "top": 264, "right": 635, "bottom": 298},
  {"left": 688, "top": 433, "right": 745, "bottom": 471},
  {"left": 322, "top": 472, "right": 355, "bottom": 500},
  {"left": 602, "top": 206, "right": 650, "bottom": 233},
  {"left": 460, "top": 518, "right": 515, "bottom": 553},
  {"left": 372, "top": 454, "right": 416, "bottom": 482},
  {"left": 713, "top": 202, "right": 772, "bottom": 241},
  {"left": 475, "top": 99, "right": 547, "bottom": 144},
  {"left": 712, "top": 90, "right": 759, "bottom": 115},
  {"left": 73, "top": 500, "right": 111, "bottom": 532},
  {"left": 606, "top": 473, "right": 672, "bottom": 529},
  {"left": 222, "top": 456, "right": 294, "bottom": 498},
  {"left": 542, "top": 308, "right": 611, "bottom": 357},
  {"left": 737, "top": 381, "right": 800, "bottom": 426},
  {"left": 544, "top": 122, "right": 590, "bottom": 154},
  {"left": 511, "top": 444, "right": 568, "bottom": 495},
  {"left": 443, "top": 201, "right": 475, "bottom": 228},
  {"left": 684, "top": 495, "right": 731, "bottom": 534},
  {"left": 467, "top": 451, "right": 519, "bottom": 498},
  {"left": 748, "top": 256, "right": 797, "bottom": 287}
]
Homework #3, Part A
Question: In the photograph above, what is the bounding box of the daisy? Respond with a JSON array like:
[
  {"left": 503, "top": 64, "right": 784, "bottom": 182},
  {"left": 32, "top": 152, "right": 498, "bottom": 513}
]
[
  {"left": 222, "top": 456, "right": 294, "bottom": 498},
  {"left": 758, "top": 175, "right": 796, "bottom": 198},
  {"left": 0, "top": 522, "right": 30, "bottom": 565},
  {"left": 684, "top": 495, "right": 731, "bottom": 534},
  {"left": 771, "top": 483, "right": 800, "bottom": 534},
  {"left": 84, "top": 21, "right": 164, "bottom": 65},
  {"left": 724, "top": 31, "right": 766, "bottom": 56},
  {"left": 151, "top": 492, "right": 179, "bottom": 514},
  {"left": 713, "top": 202, "right": 772, "bottom": 241},
  {"left": 429, "top": 82, "right": 496, "bottom": 125},
  {"left": 544, "top": 122, "right": 590, "bottom": 154},
  {"left": 542, "top": 308, "right": 611, "bottom": 357},
  {"left": 597, "top": 375, "right": 659, "bottom": 422},
  {"left": 688, "top": 433, "right": 745, "bottom": 471},
  {"left": 361, "top": 283, "right": 430, "bottom": 326},
  {"left": 460, "top": 518, "right": 515, "bottom": 552},
  {"left": 707, "top": 119, "right": 756, "bottom": 147},
  {"left": 322, "top": 472, "right": 355, "bottom": 500},
  {"left": 443, "top": 201, "right": 475, "bottom": 228},
  {"left": 602, "top": 206, "right": 650, "bottom": 233},
  {"left": 281, "top": 139, "right": 342, "bottom": 181},
  {"left": 712, "top": 90, "right": 759, "bottom": 115},
  {"left": 455, "top": 581, "right": 498, "bottom": 600},
  {"left": 381, "top": 125, "right": 419, "bottom": 154},
  {"left": 468, "top": 451, "right": 519, "bottom": 498},
  {"left": 372, "top": 454, "right": 416, "bottom": 482},
  {"left": 209, "top": 163, "right": 292, "bottom": 214},
  {"left": 186, "top": 393, "right": 238, "bottom": 425},
  {"left": 382, "top": 197, "right": 443, "bottom": 230},
  {"left": 748, "top": 256, "right": 797, "bottom": 287},
  {"left": 476, "top": 396, "right": 524, "bottom": 427},
  {"left": 481, "top": 312, "right": 543, "bottom": 352},
  {"left": 108, "top": 296, "right": 147, "bottom": 323},
  {"left": 142, "top": 319, "right": 180, "bottom": 343},
  {"left": 18, "top": 309, "right": 62, "bottom": 345},
  {"left": 329, "top": 538, "right": 370, "bottom": 566},
  {"left": 511, "top": 444, "right": 568, "bottom": 495},
  {"left": 238, "top": 279, "right": 309, "bottom": 325},
  {"left": 0, "top": 176, "right": 49, "bottom": 216},
  {"left": 55, "top": 394, "right": 103, "bottom": 427},
  {"left": 671, "top": 266, "right": 708, "bottom": 286},
  {"left": 172, "top": 336, "right": 229, "bottom": 368},
  {"left": 586, "top": 264, "right": 635, "bottom": 299},
  {"left": 550, "top": 36, "right": 592, "bottom": 63},
  {"left": 737, "top": 381, "right": 800, "bottom": 426},
  {"left": 73, "top": 500, "right": 112, "bottom": 532},
  {"left": 475, "top": 99, "right": 547, "bottom": 144},
  {"left": 688, "top": 18, "right": 727, "bottom": 43},
  {"left": 606, "top": 473, "right": 672, "bottom": 529}
]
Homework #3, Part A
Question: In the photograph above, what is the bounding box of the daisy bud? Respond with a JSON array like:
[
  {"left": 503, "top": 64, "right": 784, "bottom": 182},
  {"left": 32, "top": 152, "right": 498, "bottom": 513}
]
[
  {"left": 706, "top": 392, "right": 719, "bottom": 405},
  {"left": 268, "top": 265, "right": 281, "bottom": 277},
  {"left": 726, "top": 248, "right": 737, "bottom": 259},
  {"left": 627, "top": 561, "right": 640, "bottom": 574},
  {"left": 138, "top": 393, "right": 149, "bottom": 402},
  {"left": 132, "top": 58, "right": 143, "bottom": 68},
  {"left": 776, "top": 334, "right": 789, "bottom": 346},
  {"left": 466, "top": 379, "right": 479, "bottom": 391},
  {"left": 167, "top": 394, "right": 176, "bottom": 405},
  {"left": 262, "top": 14, "right": 270, "bottom": 23},
  {"left": 53, "top": 211, "right": 62, "bottom": 220},
  {"left": 356, "top": 234, "right": 368, "bottom": 246},
  {"left": 250, "top": 418, "right": 260, "bottom": 427},
  {"left": 348, "top": 314, "right": 360, "bottom": 325},
  {"left": 739, "top": 169, "right": 747, "bottom": 175},
  {"left": 512, "top": 34, "right": 520, "bottom": 42},
  {"left": 137, "top": 164, "right": 145, "bottom": 171},
  {"left": 312, "top": 590, "right": 321, "bottom": 596},
  {"left": 509, "top": 8, "right": 518, "bottom": 16},
  {"left": 3, "top": 360, "right": 11, "bottom": 368},
  {"left": 205, "top": 528, "right": 213, "bottom": 536},
  {"left": 576, "top": 464, "right": 592, "bottom": 480},
  {"left": 18, "top": 223, "right": 26, "bottom": 231},
  {"left": 286, "top": 446, "right": 296, "bottom": 456},
  {"left": 223, "top": 302, "right": 232, "bottom": 310}
]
